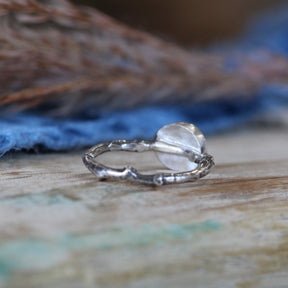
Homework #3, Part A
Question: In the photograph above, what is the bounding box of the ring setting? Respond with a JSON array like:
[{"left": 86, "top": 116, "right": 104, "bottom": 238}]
[{"left": 83, "top": 122, "right": 215, "bottom": 186}]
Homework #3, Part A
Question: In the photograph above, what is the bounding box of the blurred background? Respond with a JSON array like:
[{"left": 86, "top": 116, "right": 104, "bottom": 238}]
[
  {"left": 1, "top": 0, "right": 288, "bottom": 156},
  {"left": 73, "top": 0, "right": 285, "bottom": 46}
]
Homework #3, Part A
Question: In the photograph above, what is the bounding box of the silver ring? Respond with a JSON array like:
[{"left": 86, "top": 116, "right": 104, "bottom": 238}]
[{"left": 82, "top": 122, "right": 215, "bottom": 186}]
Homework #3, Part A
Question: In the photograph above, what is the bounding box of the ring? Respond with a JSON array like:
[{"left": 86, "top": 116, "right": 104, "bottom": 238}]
[{"left": 82, "top": 122, "right": 215, "bottom": 186}]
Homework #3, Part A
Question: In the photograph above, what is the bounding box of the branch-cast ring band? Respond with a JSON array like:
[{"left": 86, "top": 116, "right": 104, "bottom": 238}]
[{"left": 83, "top": 122, "right": 215, "bottom": 186}]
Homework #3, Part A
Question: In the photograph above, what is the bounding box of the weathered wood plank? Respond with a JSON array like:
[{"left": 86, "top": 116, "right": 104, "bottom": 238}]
[{"left": 0, "top": 130, "right": 288, "bottom": 288}]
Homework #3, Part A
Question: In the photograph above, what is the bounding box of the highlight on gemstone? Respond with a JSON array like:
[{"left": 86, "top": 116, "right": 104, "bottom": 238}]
[{"left": 155, "top": 122, "right": 206, "bottom": 171}]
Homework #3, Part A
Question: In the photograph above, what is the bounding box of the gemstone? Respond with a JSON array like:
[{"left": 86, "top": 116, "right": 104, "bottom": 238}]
[{"left": 154, "top": 122, "right": 206, "bottom": 171}]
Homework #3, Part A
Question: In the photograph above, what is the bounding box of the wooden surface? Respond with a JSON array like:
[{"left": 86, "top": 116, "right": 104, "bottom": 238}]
[{"left": 0, "top": 129, "right": 288, "bottom": 288}]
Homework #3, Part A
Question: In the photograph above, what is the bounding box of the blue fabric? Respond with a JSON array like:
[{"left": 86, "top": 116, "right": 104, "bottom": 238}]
[
  {"left": 241, "top": 7, "right": 288, "bottom": 55},
  {"left": 213, "top": 5, "right": 288, "bottom": 55},
  {"left": 1, "top": 85, "right": 287, "bottom": 156},
  {"left": 1, "top": 7, "right": 288, "bottom": 156}
]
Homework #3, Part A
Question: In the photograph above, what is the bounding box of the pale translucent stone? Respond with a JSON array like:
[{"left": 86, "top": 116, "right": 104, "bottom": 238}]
[{"left": 155, "top": 122, "right": 206, "bottom": 171}]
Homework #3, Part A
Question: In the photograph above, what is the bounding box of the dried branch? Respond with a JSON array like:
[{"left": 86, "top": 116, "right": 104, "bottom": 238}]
[{"left": 0, "top": 0, "right": 288, "bottom": 115}]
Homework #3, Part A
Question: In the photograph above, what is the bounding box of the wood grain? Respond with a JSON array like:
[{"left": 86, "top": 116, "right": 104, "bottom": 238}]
[{"left": 0, "top": 130, "right": 288, "bottom": 288}]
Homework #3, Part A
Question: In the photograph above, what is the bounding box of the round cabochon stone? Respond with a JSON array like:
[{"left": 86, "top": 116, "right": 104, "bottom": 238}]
[{"left": 155, "top": 122, "right": 206, "bottom": 171}]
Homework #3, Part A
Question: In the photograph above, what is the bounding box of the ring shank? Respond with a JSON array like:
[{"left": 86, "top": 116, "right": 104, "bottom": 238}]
[{"left": 83, "top": 140, "right": 214, "bottom": 186}]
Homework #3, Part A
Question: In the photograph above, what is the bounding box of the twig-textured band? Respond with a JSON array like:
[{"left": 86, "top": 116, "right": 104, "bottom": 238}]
[{"left": 83, "top": 140, "right": 214, "bottom": 186}]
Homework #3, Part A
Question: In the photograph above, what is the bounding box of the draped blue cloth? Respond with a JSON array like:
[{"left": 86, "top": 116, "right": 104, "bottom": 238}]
[{"left": 1, "top": 7, "right": 288, "bottom": 156}]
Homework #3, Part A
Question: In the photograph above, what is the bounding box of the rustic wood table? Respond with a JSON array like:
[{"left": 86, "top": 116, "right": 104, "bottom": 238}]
[{"left": 0, "top": 129, "right": 288, "bottom": 288}]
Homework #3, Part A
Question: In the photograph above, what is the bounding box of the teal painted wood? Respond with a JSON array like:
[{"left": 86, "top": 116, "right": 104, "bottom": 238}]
[{"left": 0, "top": 130, "right": 288, "bottom": 288}]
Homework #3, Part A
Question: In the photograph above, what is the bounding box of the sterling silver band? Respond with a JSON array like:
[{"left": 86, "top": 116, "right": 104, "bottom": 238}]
[{"left": 83, "top": 123, "right": 215, "bottom": 186}]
